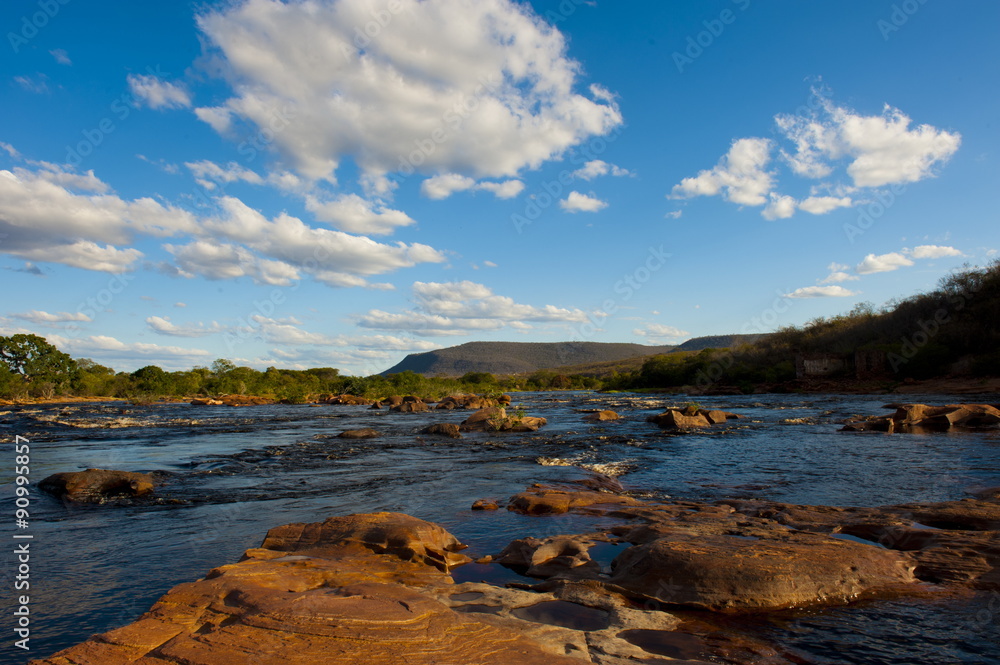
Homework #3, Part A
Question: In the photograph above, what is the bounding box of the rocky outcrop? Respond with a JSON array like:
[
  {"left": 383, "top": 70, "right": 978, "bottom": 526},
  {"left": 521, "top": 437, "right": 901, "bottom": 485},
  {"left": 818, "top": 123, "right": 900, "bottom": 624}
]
[
  {"left": 421, "top": 423, "right": 463, "bottom": 439},
  {"left": 460, "top": 407, "right": 547, "bottom": 432},
  {"left": 337, "top": 428, "right": 380, "bottom": 439},
  {"left": 842, "top": 403, "right": 1000, "bottom": 432},
  {"left": 39, "top": 469, "right": 155, "bottom": 504},
  {"left": 31, "top": 513, "right": 588, "bottom": 665},
  {"left": 583, "top": 409, "right": 620, "bottom": 422},
  {"left": 646, "top": 407, "right": 742, "bottom": 430},
  {"left": 190, "top": 398, "right": 223, "bottom": 406}
]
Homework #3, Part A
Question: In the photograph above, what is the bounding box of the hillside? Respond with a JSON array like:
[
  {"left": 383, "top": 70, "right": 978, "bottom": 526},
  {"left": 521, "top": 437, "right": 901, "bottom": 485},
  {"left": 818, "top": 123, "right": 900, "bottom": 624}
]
[
  {"left": 674, "top": 334, "right": 767, "bottom": 352},
  {"left": 381, "top": 341, "right": 675, "bottom": 377}
]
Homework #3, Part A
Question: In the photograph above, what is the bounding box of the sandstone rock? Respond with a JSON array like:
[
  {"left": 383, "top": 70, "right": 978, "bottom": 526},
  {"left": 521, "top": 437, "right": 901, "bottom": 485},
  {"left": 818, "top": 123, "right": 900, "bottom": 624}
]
[
  {"left": 496, "top": 535, "right": 602, "bottom": 578},
  {"left": 847, "top": 403, "right": 1000, "bottom": 433},
  {"left": 391, "top": 400, "right": 429, "bottom": 413},
  {"left": 609, "top": 533, "right": 916, "bottom": 612},
  {"left": 39, "top": 468, "right": 155, "bottom": 504},
  {"left": 471, "top": 499, "right": 500, "bottom": 510},
  {"left": 647, "top": 409, "right": 711, "bottom": 429},
  {"left": 421, "top": 423, "right": 462, "bottom": 439},
  {"left": 337, "top": 428, "right": 380, "bottom": 439},
  {"left": 584, "top": 410, "right": 620, "bottom": 422},
  {"left": 190, "top": 398, "right": 223, "bottom": 406},
  {"left": 260, "top": 512, "right": 472, "bottom": 572},
  {"left": 507, "top": 487, "right": 641, "bottom": 516},
  {"left": 460, "top": 407, "right": 546, "bottom": 432},
  {"left": 32, "top": 513, "right": 582, "bottom": 665}
]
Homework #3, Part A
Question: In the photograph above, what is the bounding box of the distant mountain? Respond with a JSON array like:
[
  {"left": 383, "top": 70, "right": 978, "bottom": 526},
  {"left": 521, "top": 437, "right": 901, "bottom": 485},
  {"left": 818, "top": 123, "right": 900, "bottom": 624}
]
[
  {"left": 673, "top": 334, "right": 767, "bottom": 352},
  {"left": 381, "top": 341, "right": 676, "bottom": 376}
]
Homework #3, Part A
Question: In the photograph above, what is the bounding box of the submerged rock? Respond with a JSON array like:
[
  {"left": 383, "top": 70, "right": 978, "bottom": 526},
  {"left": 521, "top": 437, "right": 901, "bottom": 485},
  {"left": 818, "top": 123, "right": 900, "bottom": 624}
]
[
  {"left": 843, "top": 403, "right": 1000, "bottom": 432},
  {"left": 421, "top": 423, "right": 463, "bottom": 439},
  {"left": 337, "top": 428, "right": 380, "bottom": 439},
  {"left": 39, "top": 468, "right": 155, "bottom": 504},
  {"left": 460, "top": 407, "right": 547, "bottom": 432},
  {"left": 584, "top": 409, "right": 621, "bottom": 422},
  {"left": 646, "top": 408, "right": 742, "bottom": 430}
]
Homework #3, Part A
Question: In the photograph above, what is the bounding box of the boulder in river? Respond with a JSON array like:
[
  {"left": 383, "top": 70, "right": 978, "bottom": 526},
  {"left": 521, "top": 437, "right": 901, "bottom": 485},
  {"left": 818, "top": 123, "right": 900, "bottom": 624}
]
[
  {"left": 842, "top": 403, "right": 1000, "bottom": 432},
  {"left": 39, "top": 468, "right": 155, "bottom": 504},
  {"left": 421, "top": 423, "right": 463, "bottom": 439}
]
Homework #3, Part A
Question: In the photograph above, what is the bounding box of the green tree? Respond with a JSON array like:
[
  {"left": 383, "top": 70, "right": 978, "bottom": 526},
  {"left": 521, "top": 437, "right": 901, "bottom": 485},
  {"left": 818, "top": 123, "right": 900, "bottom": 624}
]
[{"left": 0, "top": 334, "right": 77, "bottom": 396}]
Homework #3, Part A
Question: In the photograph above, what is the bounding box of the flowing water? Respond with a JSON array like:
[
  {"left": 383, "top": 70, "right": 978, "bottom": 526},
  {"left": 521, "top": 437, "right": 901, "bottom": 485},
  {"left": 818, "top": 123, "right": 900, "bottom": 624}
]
[{"left": 1, "top": 392, "right": 998, "bottom": 664}]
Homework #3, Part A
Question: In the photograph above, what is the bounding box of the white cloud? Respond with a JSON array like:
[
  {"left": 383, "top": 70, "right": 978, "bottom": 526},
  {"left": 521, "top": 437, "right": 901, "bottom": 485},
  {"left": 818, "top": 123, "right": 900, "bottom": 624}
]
[
  {"left": 247, "top": 315, "right": 439, "bottom": 352},
  {"left": 0, "top": 162, "right": 195, "bottom": 272},
  {"left": 357, "top": 280, "right": 587, "bottom": 337},
  {"left": 798, "top": 195, "right": 853, "bottom": 215},
  {"left": 146, "top": 316, "right": 223, "bottom": 338},
  {"left": 785, "top": 285, "right": 860, "bottom": 298},
  {"left": 762, "top": 193, "right": 796, "bottom": 220},
  {"left": 48, "top": 334, "right": 211, "bottom": 370},
  {"left": 194, "top": 106, "right": 233, "bottom": 133},
  {"left": 174, "top": 302, "right": 187, "bottom": 308},
  {"left": 0, "top": 142, "right": 20, "bottom": 158},
  {"left": 127, "top": 74, "right": 192, "bottom": 110},
  {"left": 169, "top": 196, "right": 444, "bottom": 288},
  {"left": 664, "top": 210, "right": 682, "bottom": 220},
  {"left": 633, "top": 323, "right": 690, "bottom": 341},
  {"left": 777, "top": 97, "right": 960, "bottom": 188},
  {"left": 12, "top": 310, "right": 91, "bottom": 325},
  {"left": 50, "top": 49, "right": 72, "bottom": 65},
  {"left": 855, "top": 252, "right": 914, "bottom": 274},
  {"left": 420, "top": 174, "right": 525, "bottom": 200},
  {"left": 166, "top": 240, "right": 300, "bottom": 286},
  {"left": 14, "top": 75, "right": 49, "bottom": 94},
  {"left": 483, "top": 260, "right": 498, "bottom": 268},
  {"left": 305, "top": 193, "right": 415, "bottom": 235},
  {"left": 185, "top": 160, "right": 264, "bottom": 190},
  {"left": 907, "top": 244, "right": 963, "bottom": 259},
  {"left": 671, "top": 138, "right": 773, "bottom": 206},
  {"left": 196, "top": 0, "right": 622, "bottom": 185},
  {"left": 820, "top": 271, "right": 859, "bottom": 284},
  {"left": 421, "top": 174, "right": 476, "bottom": 199},
  {"left": 572, "top": 160, "right": 631, "bottom": 180},
  {"left": 475, "top": 180, "right": 525, "bottom": 199},
  {"left": 560, "top": 191, "right": 608, "bottom": 213}
]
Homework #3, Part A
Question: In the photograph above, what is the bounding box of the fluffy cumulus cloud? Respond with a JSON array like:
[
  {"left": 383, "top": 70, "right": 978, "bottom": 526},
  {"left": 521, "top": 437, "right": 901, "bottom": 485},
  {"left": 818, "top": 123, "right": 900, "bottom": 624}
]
[
  {"left": 907, "top": 244, "right": 963, "bottom": 259},
  {"left": 572, "top": 160, "right": 631, "bottom": 180},
  {"left": 305, "top": 193, "right": 415, "bottom": 235},
  {"left": 165, "top": 196, "right": 443, "bottom": 288},
  {"left": 560, "top": 191, "right": 608, "bottom": 213},
  {"left": 785, "top": 285, "right": 860, "bottom": 298},
  {"left": 0, "top": 161, "right": 196, "bottom": 272},
  {"left": 855, "top": 252, "right": 914, "bottom": 275},
  {"left": 672, "top": 92, "right": 960, "bottom": 219},
  {"left": 357, "top": 280, "right": 587, "bottom": 336},
  {"left": 633, "top": 323, "right": 689, "bottom": 342},
  {"left": 245, "top": 315, "right": 439, "bottom": 352},
  {"left": 819, "top": 263, "right": 860, "bottom": 284},
  {"left": 419, "top": 174, "right": 524, "bottom": 200},
  {"left": 195, "top": 0, "right": 622, "bottom": 185},
  {"left": 127, "top": 74, "right": 192, "bottom": 110}
]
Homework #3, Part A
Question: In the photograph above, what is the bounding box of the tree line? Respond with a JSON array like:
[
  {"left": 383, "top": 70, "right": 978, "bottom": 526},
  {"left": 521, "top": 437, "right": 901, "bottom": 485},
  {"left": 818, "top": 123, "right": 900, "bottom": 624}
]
[{"left": 0, "top": 335, "right": 602, "bottom": 402}]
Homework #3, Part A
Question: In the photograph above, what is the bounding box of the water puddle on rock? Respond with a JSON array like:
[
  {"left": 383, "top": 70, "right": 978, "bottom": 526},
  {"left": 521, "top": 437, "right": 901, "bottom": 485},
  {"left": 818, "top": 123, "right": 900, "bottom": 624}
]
[{"left": 512, "top": 600, "right": 610, "bottom": 631}]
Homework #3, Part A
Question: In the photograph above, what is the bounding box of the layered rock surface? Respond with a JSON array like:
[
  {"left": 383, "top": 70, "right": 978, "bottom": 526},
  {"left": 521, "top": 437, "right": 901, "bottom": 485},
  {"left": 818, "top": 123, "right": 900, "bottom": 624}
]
[{"left": 842, "top": 403, "right": 1000, "bottom": 432}]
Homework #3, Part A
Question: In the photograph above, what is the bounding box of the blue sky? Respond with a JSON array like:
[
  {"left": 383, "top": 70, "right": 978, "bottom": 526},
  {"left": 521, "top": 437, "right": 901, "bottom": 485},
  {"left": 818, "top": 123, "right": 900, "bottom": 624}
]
[{"left": 1, "top": 0, "right": 997, "bottom": 372}]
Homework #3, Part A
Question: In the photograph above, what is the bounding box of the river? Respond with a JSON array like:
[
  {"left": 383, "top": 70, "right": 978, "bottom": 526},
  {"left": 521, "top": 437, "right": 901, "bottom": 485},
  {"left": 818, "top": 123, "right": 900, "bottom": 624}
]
[{"left": 2, "top": 391, "right": 998, "bottom": 664}]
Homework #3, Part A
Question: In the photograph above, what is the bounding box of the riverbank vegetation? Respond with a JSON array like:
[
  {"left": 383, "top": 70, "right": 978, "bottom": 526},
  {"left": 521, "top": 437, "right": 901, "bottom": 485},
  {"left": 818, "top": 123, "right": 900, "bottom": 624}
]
[{"left": 2, "top": 262, "right": 996, "bottom": 401}]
